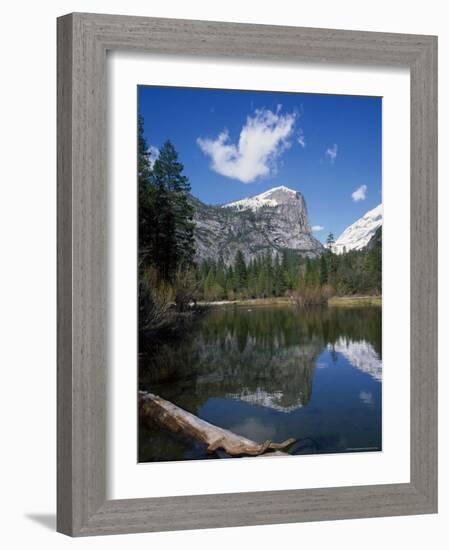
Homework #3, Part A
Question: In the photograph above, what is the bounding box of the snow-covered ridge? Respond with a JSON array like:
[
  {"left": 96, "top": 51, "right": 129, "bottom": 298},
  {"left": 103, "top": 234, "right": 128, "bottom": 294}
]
[
  {"left": 333, "top": 204, "right": 382, "bottom": 254},
  {"left": 222, "top": 185, "right": 298, "bottom": 212}
]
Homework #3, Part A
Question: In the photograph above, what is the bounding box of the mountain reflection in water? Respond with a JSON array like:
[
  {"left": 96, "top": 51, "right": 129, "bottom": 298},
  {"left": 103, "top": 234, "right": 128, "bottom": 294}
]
[{"left": 139, "top": 305, "right": 382, "bottom": 462}]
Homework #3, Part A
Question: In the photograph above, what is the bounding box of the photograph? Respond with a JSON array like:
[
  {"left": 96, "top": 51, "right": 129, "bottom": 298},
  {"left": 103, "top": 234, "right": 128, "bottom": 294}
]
[{"left": 138, "top": 85, "right": 382, "bottom": 463}]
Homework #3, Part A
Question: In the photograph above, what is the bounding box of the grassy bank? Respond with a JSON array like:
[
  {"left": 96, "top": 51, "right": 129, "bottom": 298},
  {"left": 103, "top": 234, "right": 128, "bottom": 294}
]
[
  {"left": 199, "top": 295, "right": 381, "bottom": 308},
  {"left": 328, "top": 295, "right": 382, "bottom": 307},
  {"left": 200, "top": 297, "right": 294, "bottom": 307}
]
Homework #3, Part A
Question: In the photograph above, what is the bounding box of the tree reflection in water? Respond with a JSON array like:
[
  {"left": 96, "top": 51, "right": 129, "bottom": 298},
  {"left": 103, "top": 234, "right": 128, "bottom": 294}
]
[{"left": 139, "top": 305, "right": 382, "bottom": 462}]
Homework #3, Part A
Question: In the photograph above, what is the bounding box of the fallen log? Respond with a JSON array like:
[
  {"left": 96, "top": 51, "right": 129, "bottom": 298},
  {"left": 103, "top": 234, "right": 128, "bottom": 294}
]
[{"left": 139, "top": 391, "right": 296, "bottom": 457}]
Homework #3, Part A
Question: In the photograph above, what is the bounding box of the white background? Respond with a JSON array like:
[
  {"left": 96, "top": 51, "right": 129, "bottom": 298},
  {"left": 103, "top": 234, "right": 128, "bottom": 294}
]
[
  {"left": 0, "top": 1, "right": 445, "bottom": 549},
  {"left": 109, "top": 54, "right": 410, "bottom": 499}
]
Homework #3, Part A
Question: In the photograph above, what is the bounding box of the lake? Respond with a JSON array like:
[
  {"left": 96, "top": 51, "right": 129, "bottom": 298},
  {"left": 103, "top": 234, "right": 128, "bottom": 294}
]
[{"left": 139, "top": 304, "right": 382, "bottom": 462}]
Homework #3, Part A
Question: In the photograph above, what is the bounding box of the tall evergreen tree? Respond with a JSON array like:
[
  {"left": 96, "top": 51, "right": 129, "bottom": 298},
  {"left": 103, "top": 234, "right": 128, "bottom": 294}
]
[
  {"left": 150, "top": 141, "right": 195, "bottom": 278},
  {"left": 226, "top": 265, "right": 236, "bottom": 297},
  {"left": 138, "top": 115, "right": 157, "bottom": 270},
  {"left": 326, "top": 232, "right": 335, "bottom": 252},
  {"left": 234, "top": 250, "right": 247, "bottom": 291},
  {"left": 304, "top": 257, "right": 313, "bottom": 287},
  {"left": 319, "top": 254, "right": 328, "bottom": 285},
  {"left": 215, "top": 255, "right": 227, "bottom": 290}
]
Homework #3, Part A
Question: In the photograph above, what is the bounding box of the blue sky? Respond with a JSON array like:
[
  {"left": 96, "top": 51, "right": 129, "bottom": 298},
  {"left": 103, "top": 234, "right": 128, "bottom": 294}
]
[{"left": 138, "top": 86, "right": 381, "bottom": 242}]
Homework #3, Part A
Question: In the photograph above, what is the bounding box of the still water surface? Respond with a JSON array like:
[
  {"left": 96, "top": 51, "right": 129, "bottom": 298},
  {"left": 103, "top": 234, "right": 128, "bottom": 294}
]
[{"left": 139, "top": 305, "right": 382, "bottom": 462}]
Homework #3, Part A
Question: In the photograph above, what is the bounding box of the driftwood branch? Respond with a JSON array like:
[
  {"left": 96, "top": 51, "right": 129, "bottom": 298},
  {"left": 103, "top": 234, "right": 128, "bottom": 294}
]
[{"left": 139, "top": 391, "right": 295, "bottom": 457}]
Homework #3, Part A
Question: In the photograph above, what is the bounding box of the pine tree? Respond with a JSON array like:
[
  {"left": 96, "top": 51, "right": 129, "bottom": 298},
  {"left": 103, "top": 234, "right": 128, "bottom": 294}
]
[
  {"left": 151, "top": 141, "right": 195, "bottom": 277},
  {"left": 304, "top": 257, "right": 313, "bottom": 287},
  {"left": 262, "top": 251, "right": 273, "bottom": 296},
  {"left": 246, "top": 259, "right": 256, "bottom": 298},
  {"left": 203, "top": 269, "right": 215, "bottom": 300},
  {"left": 138, "top": 115, "right": 153, "bottom": 182},
  {"left": 234, "top": 250, "right": 247, "bottom": 292},
  {"left": 215, "top": 255, "right": 226, "bottom": 290},
  {"left": 319, "top": 254, "right": 328, "bottom": 286},
  {"left": 326, "top": 232, "right": 335, "bottom": 253},
  {"left": 138, "top": 115, "right": 157, "bottom": 270},
  {"left": 273, "top": 254, "right": 286, "bottom": 296},
  {"left": 226, "top": 265, "right": 236, "bottom": 298}
]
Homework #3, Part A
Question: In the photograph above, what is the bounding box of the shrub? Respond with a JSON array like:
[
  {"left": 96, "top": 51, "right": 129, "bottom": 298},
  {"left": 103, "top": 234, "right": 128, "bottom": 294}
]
[
  {"left": 292, "top": 284, "right": 334, "bottom": 306},
  {"left": 204, "top": 282, "right": 225, "bottom": 302},
  {"left": 139, "top": 266, "right": 174, "bottom": 331},
  {"left": 173, "top": 267, "right": 199, "bottom": 311}
]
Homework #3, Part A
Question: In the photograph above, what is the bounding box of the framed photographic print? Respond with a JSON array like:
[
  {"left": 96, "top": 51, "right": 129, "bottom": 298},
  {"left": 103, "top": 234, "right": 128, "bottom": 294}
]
[{"left": 57, "top": 13, "right": 438, "bottom": 536}]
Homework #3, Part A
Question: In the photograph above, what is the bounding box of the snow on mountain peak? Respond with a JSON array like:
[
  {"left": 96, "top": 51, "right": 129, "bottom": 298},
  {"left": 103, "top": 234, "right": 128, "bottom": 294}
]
[
  {"left": 333, "top": 204, "right": 382, "bottom": 254},
  {"left": 263, "top": 185, "right": 297, "bottom": 195},
  {"left": 222, "top": 186, "right": 299, "bottom": 211}
]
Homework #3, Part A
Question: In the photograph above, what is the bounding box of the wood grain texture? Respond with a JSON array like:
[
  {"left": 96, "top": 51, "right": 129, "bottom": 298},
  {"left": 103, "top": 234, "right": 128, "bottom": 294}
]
[
  {"left": 57, "top": 12, "right": 438, "bottom": 536},
  {"left": 57, "top": 13, "right": 74, "bottom": 536},
  {"left": 409, "top": 37, "right": 438, "bottom": 509}
]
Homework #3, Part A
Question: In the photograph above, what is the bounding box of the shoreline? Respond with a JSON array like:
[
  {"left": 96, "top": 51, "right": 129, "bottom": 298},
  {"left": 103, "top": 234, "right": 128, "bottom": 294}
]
[
  {"left": 197, "top": 295, "right": 382, "bottom": 308},
  {"left": 328, "top": 295, "right": 382, "bottom": 307}
]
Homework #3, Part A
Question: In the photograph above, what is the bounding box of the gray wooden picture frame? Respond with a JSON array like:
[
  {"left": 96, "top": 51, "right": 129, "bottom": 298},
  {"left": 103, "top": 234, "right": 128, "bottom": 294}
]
[{"left": 57, "top": 12, "right": 438, "bottom": 537}]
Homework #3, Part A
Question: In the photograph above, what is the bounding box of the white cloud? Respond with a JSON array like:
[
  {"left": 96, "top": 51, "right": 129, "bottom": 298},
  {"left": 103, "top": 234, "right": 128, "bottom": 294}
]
[
  {"left": 147, "top": 145, "right": 159, "bottom": 169},
  {"left": 312, "top": 225, "right": 324, "bottom": 232},
  {"left": 197, "top": 107, "right": 296, "bottom": 183},
  {"left": 298, "top": 128, "right": 306, "bottom": 148},
  {"left": 325, "top": 143, "right": 338, "bottom": 163},
  {"left": 352, "top": 184, "right": 368, "bottom": 202}
]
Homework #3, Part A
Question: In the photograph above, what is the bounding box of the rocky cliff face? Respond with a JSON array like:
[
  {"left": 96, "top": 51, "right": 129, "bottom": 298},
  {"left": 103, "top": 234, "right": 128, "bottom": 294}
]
[{"left": 191, "top": 186, "right": 324, "bottom": 264}]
